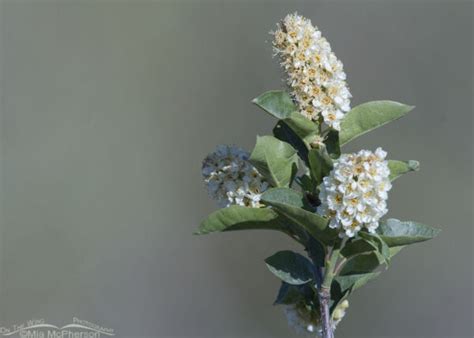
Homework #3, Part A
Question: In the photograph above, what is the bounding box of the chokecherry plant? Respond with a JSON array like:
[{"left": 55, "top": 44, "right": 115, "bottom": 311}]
[{"left": 196, "top": 13, "right": 439, "bottom": 338}]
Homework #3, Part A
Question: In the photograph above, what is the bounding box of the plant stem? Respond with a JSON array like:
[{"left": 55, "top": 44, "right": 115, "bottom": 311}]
[
  {"left": 318, "top": 286, "right": 333, "bottom": 338},
  {"left": 318, "top": 245, "right": 341, "bottom": 338}
]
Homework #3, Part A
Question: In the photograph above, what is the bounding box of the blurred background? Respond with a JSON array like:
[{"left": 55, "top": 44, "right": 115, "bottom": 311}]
[{"left": 0, "top": 1, "right": 472, "bottom": 337}]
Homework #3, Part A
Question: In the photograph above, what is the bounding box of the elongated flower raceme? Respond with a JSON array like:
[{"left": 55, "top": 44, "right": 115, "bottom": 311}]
[
  {"left": 317, "top": 148, "right": 392, "bottom": 237},
  {"left": 272, "top": 13, "right": 351, "bottom": 130},
  {"left": 202, "top": 145, "right": 269, "bottom": 208}
]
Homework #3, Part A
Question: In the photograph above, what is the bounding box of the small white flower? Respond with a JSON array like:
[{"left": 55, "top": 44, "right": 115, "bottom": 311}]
[
  {"left": 202, "top": 145, "right": 269, "bottom": 208},
  {"left": 272, "top": 13, "right": 351, "bottom": 130},
  {"left": 317, "top": 148, "right": 392, "bottom": 238}
]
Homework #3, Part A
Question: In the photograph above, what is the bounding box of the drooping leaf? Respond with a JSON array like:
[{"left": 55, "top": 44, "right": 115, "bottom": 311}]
[
  {"left": 195, "top": 206, "right": 285, "bottom": 235},
  {"left": 265, "top": 250, "right": 315, "bottom": 285},
  {"left": 340, "top": 238, "right": 377, "bottom": 258},
  {"left": 339, "top": 101, "right": 415, "bottom": 145},
  {"left": 274, "top": 282, "right": 315, "bottom": 305},
  {"left": 335, "top": 272, "right": 381, "bottom": 292},
  {"left": 249, "top": 136, "right": 298, "bottom": 188},
  {"left": 252, "top": 90, "right": 297, "bottom": 119},
  {"left": 308, "top": 147, "right": 333, "bottom": 186},
  {"left": 260, "top": 188, "right": 337, "bottom": 244},
  {"left": 377, "top": 218, "right": 441, "bottom": 247},
  {"left": 388, "top": 160, "right": 420, "bottom": 181}
]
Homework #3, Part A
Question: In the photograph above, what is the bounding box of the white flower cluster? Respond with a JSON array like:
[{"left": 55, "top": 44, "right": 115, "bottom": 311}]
[
  {"left": 202, "top": 145, "right": 269, "bottom": 208},
  {"left": 317, "top": 148, "right": 392, "bottom": 238},
  {"left": 272, "top": 13, "right": 351, "bottom": 130},
  {"left": 283, "top": 305, "right": 320, "bottom": 335}
]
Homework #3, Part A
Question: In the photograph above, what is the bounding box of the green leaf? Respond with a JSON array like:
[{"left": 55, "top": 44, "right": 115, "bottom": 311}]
[
  {"left": 252, "top": 90, "right": 297, "bottom": 119},
  {"left": 249, "top": 136, "right": 298, "bottom": 187},
  {"left": 359, "top": 232, "right": 391, "bottom": 265},
  {"left": 340, "top": 238, "right": 377, "bottom": 258},
  {"left": 339, "top": 253, "right": 381, "bottom": 275},
  {"left": 281, "top": 112, "right": 319, "bottom": 143},
  {"left": 261, "top": 187, "right": 306, "bottom": 208},
  {"left": 260, "top": 188, "right": 337, "bottom": 244},
  {"left": 339, "top": 101, "right": 414, "bottom": 145},
  {"left": 295, "top": 174, "right": 313, "bottom": 192},
  {"left": 335, "top": 272, "right": 381, "bottom": 292},
  {"left": 324, "top": 130, "right": 341, "bottom": 159},
  {"left": 195, "top": 206, "right": 285, "bottom": 235},
  {"left": 265, "top": 250, "right": 315, "bottom": 285},
  {"left": 389, "top": 246, "right": 405, "bottom": 257},
  {"left": 272, "top": 112, "right": 318, "bottom": 165},
  {"left": 377, "top": 218, "right": 441, "bottom": 247},
  {"left": 330, "top": 281, "right": 349, "bottom": 313},
  {"left": 274, "top": 282, "right": 315, "bottom": 305},
  {"left": 340, "top": 245, "right": 406, "bottom": 276},
  {"left": 273, "top": 121, "right": 310, "bottom": 164},
  {"left": 388, "top": 160, "right": 420, "bottom": 181},
  {"left": 308, "top": 147, "right": 333, "bottom": 186},
  {"left": 306, "top": 236, "right": 326, "bottom": 267}
]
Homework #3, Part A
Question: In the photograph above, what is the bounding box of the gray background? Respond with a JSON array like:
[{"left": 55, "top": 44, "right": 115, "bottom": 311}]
[{"left": 0, "top": 1, "right": 472, "bottom": 337}]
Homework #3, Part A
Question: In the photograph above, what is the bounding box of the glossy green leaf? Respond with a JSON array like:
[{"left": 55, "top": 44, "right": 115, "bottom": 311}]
[
  {"left": 308, "top": 147, "right": 333, "bottom": 186},
  {"left": 249, "top": 136, "right": 298, "bottom": 187},
  {"left": 339, "top": 101, "right": 415, "bottom": 145},
  {"left": 388, "top": 160, "right": 420, "bottom": 181},
  {"left": 252, "top": 90, "right": 297, "bottom": 119},
  {"left": 195, "top": 206, "right": 284, "bottom": 235},
  {"left": 377, "top": 218, "right": 441, "bottom": 247},
  {"left": 335, "top": 272, "right": 381, "bottom": 292},
  {"left": 265, "top": 250, "right": 315, "bottom": 285}
]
